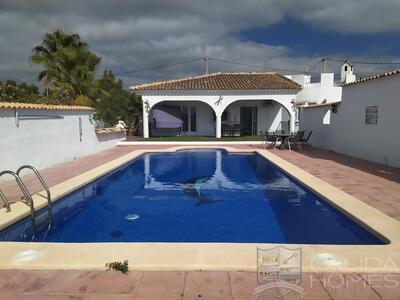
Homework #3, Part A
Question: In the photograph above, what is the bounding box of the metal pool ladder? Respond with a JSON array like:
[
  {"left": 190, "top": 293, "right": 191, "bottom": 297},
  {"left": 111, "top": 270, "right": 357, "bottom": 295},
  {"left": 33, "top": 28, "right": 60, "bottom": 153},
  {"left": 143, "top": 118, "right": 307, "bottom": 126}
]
[{"left": 0, "top": 165, "right": 52, "bottom": 236}]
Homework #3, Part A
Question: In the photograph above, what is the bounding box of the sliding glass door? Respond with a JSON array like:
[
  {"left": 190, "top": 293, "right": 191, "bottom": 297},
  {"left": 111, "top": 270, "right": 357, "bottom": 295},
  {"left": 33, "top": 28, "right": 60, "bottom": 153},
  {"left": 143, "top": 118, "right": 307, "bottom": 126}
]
[{"left": 240, "top": 107, "right": 257, "bottom": 135}]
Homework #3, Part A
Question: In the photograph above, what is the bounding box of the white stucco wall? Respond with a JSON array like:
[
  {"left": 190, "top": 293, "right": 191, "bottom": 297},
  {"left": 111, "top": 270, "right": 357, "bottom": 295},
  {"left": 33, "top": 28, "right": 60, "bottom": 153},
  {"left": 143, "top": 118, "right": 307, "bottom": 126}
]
[
  {"left": 0, "top": 108, "right": 125, "bottom": 175},
  {"left": 294, "top": 73, "right": 342, "bottom": 104},
  {"left": 299, "top": 75, "right": 400, "bottom": 167}
]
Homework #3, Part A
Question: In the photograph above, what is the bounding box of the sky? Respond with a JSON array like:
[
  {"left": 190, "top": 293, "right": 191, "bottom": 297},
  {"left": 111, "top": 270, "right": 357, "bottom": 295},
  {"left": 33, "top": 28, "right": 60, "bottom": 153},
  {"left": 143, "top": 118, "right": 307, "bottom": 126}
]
[{"left": 0, "top": 0, "right": 399, "bottom": 88}]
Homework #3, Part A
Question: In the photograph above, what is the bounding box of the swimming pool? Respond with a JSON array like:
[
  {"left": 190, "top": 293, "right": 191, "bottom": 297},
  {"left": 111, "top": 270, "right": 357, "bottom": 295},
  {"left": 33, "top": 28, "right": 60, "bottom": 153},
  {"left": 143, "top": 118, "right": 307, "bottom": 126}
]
[{"left": 0, "top": 150, "right": 383, "bottom": 244}]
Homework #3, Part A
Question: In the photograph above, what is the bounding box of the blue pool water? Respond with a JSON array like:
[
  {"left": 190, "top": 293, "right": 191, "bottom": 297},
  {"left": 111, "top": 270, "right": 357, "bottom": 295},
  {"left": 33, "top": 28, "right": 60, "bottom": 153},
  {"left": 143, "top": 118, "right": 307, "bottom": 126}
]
[{"left": 0, "top": 150, "right": 384, "bottom": 244}]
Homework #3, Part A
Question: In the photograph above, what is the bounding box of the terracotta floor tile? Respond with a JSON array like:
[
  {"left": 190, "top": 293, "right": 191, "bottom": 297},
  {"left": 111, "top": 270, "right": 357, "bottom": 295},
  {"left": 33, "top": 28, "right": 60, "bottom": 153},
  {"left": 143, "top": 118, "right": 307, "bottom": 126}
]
[
  {"left": 0, "top": 270, "right": 19, "bottom": 289},
  {"left": 134, "top": 271, "right": 184, "bottom": 297},
  {"left": 361, "top": 273, "right": 400, "bottom": 300},
  {"left": 269, "top": 148, "right": 400, "bottom": 221},
  {"left": 83, "top": 295, "right": 134, "bottom": 300},
  {"left": 250, "top": 281, "right": 286, "bottom": 300},
  {"left": 42, "top": 270, "right": 96, "bottom": 294},
  {"left": 229, "top": 272, "right": 258, "bottom": 299},
  {"left": 0, "top": 295, "right": 84, "bottom": 300},
  {"left": 316, "top": 273, "right": 380, "bottom": 299},
  {"left": 283, "top": 273, "right": 331, "bottom": 299},
  {"left": 183, "top": 295, "right": 231, "bottom": 300},
  {"left": 86, "top": 271, "right": 142, "bottom": 294},
  {"left": 134, "top": 297, "right": 182, "bottom": 300},
  {"left": 0, "top": 270, "right": 60, "bottom": 294},
  {"left": 183, "top": 271, "right": 231, "bottom": 298}
]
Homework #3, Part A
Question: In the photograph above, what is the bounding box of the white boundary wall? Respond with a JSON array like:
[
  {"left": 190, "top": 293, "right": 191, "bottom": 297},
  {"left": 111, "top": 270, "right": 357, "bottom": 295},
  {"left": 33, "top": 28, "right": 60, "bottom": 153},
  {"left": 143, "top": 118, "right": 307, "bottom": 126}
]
[
  {"left": 0, "top": 108, "right": 125, "bottom": 174},
  {"left": 299, "top": 75, "right": 400, "bottom": 168}
]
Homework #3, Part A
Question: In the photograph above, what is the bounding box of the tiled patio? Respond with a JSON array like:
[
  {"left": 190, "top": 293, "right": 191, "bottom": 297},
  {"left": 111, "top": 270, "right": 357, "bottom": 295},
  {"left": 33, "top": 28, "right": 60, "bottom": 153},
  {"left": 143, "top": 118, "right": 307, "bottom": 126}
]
[
  {"left": 267, "top": 147, "right": 400, "bottom": 221},
  {"left": 0, "top": 270, "right": 399, "bottom": 299},
  {"left": 1, "top": 144, "right": 400, "bottom": 299}
]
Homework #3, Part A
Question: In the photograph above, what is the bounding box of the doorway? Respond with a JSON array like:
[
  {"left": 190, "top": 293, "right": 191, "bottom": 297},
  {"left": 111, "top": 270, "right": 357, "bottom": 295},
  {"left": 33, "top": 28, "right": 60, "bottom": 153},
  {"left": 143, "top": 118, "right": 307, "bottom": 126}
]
[{"left": 240, "top": 107, "right": 257, "bottom": 135}]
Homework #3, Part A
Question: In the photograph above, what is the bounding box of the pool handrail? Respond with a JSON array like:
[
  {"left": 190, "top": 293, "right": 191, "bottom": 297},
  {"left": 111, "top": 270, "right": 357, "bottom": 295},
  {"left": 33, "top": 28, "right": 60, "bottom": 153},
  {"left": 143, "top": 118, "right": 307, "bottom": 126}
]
[
  {"left": 16, "top": 165, "right": 52, "bottom": 230},
  {"left": 0, "top": 170, "right": 36, "bottom": 234}
]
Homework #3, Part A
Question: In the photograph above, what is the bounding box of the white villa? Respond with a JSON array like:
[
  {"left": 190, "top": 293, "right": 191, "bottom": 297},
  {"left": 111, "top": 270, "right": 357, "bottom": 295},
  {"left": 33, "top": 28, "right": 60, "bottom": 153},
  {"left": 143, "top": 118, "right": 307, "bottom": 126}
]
[{"left": 129, "top": 62, "right": 354, "bottom": 138}]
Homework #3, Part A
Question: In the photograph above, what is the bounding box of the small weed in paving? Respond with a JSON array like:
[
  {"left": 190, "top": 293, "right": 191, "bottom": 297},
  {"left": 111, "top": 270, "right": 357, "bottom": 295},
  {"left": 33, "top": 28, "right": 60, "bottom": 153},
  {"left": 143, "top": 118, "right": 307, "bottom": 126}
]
[{"left": 105, "top": 260, "right": 129, "bottom": 274}]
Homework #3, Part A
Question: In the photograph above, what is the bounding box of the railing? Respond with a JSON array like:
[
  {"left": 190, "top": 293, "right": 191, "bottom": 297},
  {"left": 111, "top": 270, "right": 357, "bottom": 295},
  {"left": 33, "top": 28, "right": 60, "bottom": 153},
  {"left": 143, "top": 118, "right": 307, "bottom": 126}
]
[
  {"left": 0, "top": 170, "right": 37, "bottom": 233},
  {"left": 0, "top": 165, "right": 52, "bottom": 237},
  {"left": 303, "top": 82, "right": 321, "bottom": 87},
  {"left": 0, "top": 189, "right": 10, "bottom": 212},
  {"left": 17, "top": 165, "right": 52, "bottom": 227}
]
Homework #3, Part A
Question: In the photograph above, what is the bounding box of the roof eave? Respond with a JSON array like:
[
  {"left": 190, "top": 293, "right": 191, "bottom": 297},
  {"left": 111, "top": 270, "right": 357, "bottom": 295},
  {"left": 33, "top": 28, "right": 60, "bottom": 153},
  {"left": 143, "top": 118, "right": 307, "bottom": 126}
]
[{"left": 131, "top": 88, "right": 301, "bottom": 95}]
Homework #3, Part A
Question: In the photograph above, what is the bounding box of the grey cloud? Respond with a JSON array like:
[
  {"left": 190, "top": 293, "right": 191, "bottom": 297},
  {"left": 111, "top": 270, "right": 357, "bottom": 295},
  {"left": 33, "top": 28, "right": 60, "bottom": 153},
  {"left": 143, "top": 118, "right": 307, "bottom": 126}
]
[
  {"left": 2, "top": 0, "right": 400, "bottom": 33},
  {"left": 0, "top": 0, "right": 399, "bottom": 87}
]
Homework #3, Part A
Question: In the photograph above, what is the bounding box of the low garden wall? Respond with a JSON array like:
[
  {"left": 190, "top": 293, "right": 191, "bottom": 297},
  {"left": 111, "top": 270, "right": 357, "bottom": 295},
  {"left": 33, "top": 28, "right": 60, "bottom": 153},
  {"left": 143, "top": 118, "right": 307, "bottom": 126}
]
[{"left": 0, "top": 102, "right": 125, "bottom": 177}]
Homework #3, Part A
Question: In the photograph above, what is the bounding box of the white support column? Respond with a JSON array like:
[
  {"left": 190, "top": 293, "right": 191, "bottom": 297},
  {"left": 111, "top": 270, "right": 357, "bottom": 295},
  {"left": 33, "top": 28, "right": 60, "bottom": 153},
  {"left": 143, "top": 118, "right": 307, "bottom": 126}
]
[
  {"left": 142, "top": 104, "right": 149, "bottom": 138},
  {"left": 215, "top": 114, "right": 222, "bottom": 138},
  {"left": 289, "top": 111, "right": 296, "bottom": 133}
]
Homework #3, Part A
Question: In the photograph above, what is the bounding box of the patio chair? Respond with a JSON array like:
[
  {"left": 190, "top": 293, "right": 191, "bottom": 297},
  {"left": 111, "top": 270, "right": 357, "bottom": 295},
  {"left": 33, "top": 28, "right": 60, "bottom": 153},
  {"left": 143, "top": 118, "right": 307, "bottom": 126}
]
[
  {"left": 264, "top": 131, "right": 276, "bottom": 148},
  {"left": 299, "top": 131, "right": 313, "bottom": 148},
  {"left": 273, "top": 131, "right": 283, "bottom": 149},
  {"left": 297, "top": 131, "right": 305, "bottom": 140},
  {"left": 232, "top": 124, "right": 241, "bottom": 136},
  {"left": 222, "top": 124, "right": 233, "bottom": 137},
  {"left": 287, "top": 131, "right": 304, "bottom": 151}
]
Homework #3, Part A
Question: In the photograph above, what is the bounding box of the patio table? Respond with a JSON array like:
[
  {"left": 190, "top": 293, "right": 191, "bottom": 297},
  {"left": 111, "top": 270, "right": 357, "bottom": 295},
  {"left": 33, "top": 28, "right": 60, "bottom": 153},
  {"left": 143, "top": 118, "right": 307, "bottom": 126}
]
[{"left": 274, "top": 132, "right": 291, "bottom": 149}]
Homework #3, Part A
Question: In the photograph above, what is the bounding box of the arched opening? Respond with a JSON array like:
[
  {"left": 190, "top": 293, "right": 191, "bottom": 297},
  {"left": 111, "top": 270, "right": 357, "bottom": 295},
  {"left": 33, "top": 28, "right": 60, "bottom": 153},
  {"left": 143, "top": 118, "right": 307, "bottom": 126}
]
[
  {"left": 148, "top": 100, "right": 216, "bottom": 137},
  {"left": 220, "top": 99, "right": 292, "bottom": 136}
]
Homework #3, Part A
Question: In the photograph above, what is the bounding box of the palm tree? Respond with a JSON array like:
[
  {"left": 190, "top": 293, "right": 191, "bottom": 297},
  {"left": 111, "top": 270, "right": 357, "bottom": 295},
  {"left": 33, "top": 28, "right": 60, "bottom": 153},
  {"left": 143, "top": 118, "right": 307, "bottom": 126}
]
[{"left": 30, "top": 29, "right": 101, "bottom": 103}]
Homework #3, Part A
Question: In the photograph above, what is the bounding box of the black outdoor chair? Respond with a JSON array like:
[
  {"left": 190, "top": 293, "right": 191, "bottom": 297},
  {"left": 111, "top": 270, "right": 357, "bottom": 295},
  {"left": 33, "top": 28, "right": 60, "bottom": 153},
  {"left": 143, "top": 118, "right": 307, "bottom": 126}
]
[
  {"left": 286, "top": 131, "right": 305, "bottom": 151},
  {"left": 286, "top": 131, "right": 305, "bottom": 150},
  {"left": 264, "top": 131, "right": 276, "bottom": 148},
  {"left": 299, "top": 131, "right": 312, "bottom": 148},
  {"left": 232, "top": 124, "right": 241, "bottom": 136},
  {"left": 222, "top": 124, "right": 233, "bottom": 137},
  {"left": 273, "top": 130, "right": 287, "bottom": 149},
  {"left": 297, "top": 131, "right": 305, "bottom": 140}
]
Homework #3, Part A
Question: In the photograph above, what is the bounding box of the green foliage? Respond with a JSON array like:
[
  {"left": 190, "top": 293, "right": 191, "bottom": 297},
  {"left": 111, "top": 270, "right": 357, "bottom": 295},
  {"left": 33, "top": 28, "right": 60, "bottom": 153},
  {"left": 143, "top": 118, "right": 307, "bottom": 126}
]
[
  {"left": 0, "top": 81, "right": 43, "bottom": 103},
  {"left": 30, "top": 29, "right": 101, "bottom": 102},
  {"left": 6, "top": 80, "right": 16, "bottom": 87},
  {"left": 105, "top": 260, "right": 129, "bottom": 274},
  {"left": 2, "top": 29, "right": 143, "bottom": 126},
  {"left": 93, "top": 70, "right": 142, "bottom": 127}
]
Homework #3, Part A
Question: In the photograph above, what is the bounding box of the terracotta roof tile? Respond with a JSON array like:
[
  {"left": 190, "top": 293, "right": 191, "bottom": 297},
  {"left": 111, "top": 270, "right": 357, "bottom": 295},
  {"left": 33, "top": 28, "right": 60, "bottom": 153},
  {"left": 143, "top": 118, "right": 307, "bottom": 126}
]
[
  {"left": 343, "top": 70, "right": 400, "bottom": 87},
  {"left": 129, "top": 72, "right": 301, "bottom": 91},
  {"left": 0, "top": 102, "right": 94, "bottom": 111},
  {"left": 95, "top": 127, "right": 126, "bottom": 134}
]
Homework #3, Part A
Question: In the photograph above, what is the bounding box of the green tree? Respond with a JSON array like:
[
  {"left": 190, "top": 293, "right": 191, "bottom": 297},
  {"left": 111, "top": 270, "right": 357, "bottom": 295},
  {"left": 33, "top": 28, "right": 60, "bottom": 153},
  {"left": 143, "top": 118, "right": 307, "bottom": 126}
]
[
  {"left": 93, "top": 70, "right": 142, "bottom": 127},
  {"left": 30, "top": 29, "right": 101, "bottom": 103}
]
